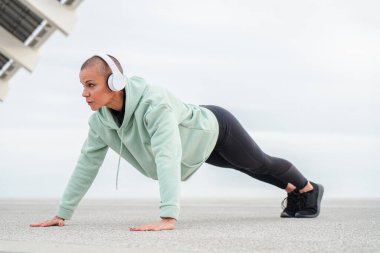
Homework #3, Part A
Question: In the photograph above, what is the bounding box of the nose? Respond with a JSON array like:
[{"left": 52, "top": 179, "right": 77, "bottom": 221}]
[{"left": 82, "top": 88, "right": 89, "bottom": 98}]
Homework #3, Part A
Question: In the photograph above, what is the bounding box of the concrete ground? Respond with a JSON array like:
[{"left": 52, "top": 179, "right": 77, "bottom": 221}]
[{"left": 0, "top": 198, "right": 379, "bottom": 253}]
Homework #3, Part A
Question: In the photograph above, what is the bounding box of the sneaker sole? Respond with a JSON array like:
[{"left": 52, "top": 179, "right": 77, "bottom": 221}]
[
  {"left": 280, "top": 212, "right": 295, "bottom": 218},
  {"left": 295, "top": 183, "right": 324, "bottom": 218}
]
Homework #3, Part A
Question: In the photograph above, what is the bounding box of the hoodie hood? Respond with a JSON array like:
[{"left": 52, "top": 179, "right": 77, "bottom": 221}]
[{"left": 96, "top": 76, "right": 148, "bottom": 130}]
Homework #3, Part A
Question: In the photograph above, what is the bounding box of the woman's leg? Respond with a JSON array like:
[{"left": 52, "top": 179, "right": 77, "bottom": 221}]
[
  {"left": 200, "top": 104, "right": 324, "bottom": 218},
  {"left": 201, "top": 105, "right": 309, "bottom": 190},
  {"left": 205, "top": 147, "right": 290, "bottom": 189}
]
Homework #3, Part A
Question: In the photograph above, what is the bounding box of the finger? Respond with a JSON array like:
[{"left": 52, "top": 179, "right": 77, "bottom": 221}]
[
  {"left": 30, "top": 223, "right": 43, "bottom": 227},
  {"left": 146, "top": 224, "right": 163, "bottom": 231},
  {"left": 53, "top": 218, "right": 65, "bottom": 226},
  {"left": 160, "top": 223, "right": 175, "bottom": 231},
  {"left": 30, "top": 220, "right": 50, "bottom": 227},
  {"left": 130, "top": 221, "right": 162, "bottom": 231},
  {"left": 58, "top": 220, "right": 65, "bottom": 226},
  {"left": 41, "top": 220, "right": 58, "bottom": 227},
  {"left": 139, "top": 224, "right": 152, "bottom": 230}
]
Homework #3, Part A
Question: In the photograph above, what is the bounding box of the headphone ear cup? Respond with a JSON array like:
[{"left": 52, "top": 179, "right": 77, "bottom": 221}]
[
  {"left": 97, "top": 54, "right": 126, "bottom": 91},
  {"left": 107, "top": 74, "right": 115, "bottom": 91},
  {"left": 107, "top": 73, "right": 125, "bottom": 91},
  {"left": 111, "top": 73, "right": 126, "bottom": 91}
]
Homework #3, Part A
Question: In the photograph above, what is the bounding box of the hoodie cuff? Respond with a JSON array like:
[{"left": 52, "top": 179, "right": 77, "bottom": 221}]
[
  {"left": 159, "top": 205, "right": 180, "bottom": 220},
  {"left": 56, "top": 206, "right": 74, "bottom": 220}
]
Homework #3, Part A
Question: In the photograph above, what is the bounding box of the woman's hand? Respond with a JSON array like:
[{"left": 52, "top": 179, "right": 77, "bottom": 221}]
[
  {"left": 130, "top": 217, "right": 176, "bottom": 231},
  {"left": 29, "top": 216, "right": 65, "bottom": 227}
]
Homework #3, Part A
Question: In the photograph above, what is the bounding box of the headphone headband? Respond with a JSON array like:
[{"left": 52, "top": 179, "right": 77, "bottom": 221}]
[
  {"left": 97, "top": 54, "right": 126, "bottom": 91},
  {"left": 99, "top": 54, "right": 122, "bottom": 76}
]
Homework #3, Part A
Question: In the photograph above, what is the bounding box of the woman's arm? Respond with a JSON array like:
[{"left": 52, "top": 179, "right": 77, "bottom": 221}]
[
  {"left": 56, "top": 127, "right": 109, "bottom": 220},
  {"left": 129, "top": 105, "right": 182, "bottom": 231},
  {"left": 145, "top": 105, "right": 182, "bottom": 220},
  {"left": 30, "top": 126, "right": 109, "bottom": 227}
]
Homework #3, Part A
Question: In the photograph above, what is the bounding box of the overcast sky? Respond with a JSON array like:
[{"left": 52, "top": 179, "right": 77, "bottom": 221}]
[{"left": 0, "top": 0, "right": 379, "bottom": 200}]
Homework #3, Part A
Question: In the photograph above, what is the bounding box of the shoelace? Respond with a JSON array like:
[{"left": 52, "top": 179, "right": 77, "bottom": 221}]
[
  {"left": 281, "top": 191, "right": 300, "bottom": 210},
  {"left": 281, "top": 198, "right": 287, "bottom": 210}
]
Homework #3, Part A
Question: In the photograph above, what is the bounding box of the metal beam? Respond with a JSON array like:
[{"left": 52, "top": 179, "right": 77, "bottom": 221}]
[
  {"left": 0, "top": 80, "right": 9, "bottom": 102},
  {"left": 20, "top": 0, "right": 76, "bottom": 36},
  {"left": 63, "top": 0, "right": 84, "bottom": 10},
  {"left": 0, "top": 27, "right": 38, "bottom": 72}
]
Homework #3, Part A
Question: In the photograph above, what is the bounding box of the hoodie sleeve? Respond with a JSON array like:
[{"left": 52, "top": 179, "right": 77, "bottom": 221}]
[
  {"left": 144, "top": 104, "right": 182, "bottom": 220},
  {"left": 56, "top": 127, "right": 109, "bottom": 220}
]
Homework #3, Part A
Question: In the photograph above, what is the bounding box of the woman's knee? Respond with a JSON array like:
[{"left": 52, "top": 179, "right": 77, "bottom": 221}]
[{"left": 263, "top": 154, "right": 293, "bottom": 173}]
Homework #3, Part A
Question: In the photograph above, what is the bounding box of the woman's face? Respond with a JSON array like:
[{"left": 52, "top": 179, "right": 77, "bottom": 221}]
[{"left": 79, "top": 66, "right": 113, "bottom": 111}]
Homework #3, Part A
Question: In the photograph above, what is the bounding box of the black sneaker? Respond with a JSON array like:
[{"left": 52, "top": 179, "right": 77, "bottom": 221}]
[
  {"left": 280, "top": 190, "right": 300, "bottom": 218},
  {"left": 295, "top": 182, "right": 324, "bottom": 218}
]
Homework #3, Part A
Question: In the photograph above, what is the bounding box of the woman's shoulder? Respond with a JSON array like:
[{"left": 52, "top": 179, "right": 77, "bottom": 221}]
[
  {"left": 87, "top": 113, "right": 100, "bottom": 127},
  {"left": 140, "top": 85, "right": 173, "bottom": 106}
]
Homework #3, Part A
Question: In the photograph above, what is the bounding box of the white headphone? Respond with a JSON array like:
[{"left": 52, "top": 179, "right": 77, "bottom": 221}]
[{"left": 97, "top": 54, "right": 127, "bottom": 91}]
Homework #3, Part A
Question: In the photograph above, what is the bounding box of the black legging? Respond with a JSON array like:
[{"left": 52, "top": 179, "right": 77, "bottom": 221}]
[{"left": 200, "top": 105, "right": 308, "bottom": 190}]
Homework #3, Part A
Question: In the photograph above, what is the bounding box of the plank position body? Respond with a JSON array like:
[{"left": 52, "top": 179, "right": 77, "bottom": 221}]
[{"left": 30, "top": 54, "right": 324, "bottom": 231}]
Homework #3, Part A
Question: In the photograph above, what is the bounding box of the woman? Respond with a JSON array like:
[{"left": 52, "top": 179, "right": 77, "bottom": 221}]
[{"left": 30, "top": 54, "right": 324, "bottom": 231}]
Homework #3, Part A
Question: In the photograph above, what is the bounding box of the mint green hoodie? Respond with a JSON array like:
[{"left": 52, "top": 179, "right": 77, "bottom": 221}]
[{"left": 56, "top": 76, "right": 219, "bottom": 220}]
